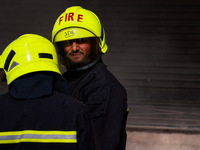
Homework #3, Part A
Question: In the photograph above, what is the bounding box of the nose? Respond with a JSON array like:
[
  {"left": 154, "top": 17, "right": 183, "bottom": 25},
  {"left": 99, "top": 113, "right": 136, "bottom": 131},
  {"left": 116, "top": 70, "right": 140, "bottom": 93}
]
[{"left": 71, "top": 41, "right": 78, "bottom": 51}]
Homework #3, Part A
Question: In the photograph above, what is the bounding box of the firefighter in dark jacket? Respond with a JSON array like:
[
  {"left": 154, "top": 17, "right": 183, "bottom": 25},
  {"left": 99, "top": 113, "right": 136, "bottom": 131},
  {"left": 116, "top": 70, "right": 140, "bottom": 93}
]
[
  {"left": 0, "top": 34, "right": 94, "bottom": 150},
  {"left": 52, "top": 6, "right": 129, "bottom": 150}
]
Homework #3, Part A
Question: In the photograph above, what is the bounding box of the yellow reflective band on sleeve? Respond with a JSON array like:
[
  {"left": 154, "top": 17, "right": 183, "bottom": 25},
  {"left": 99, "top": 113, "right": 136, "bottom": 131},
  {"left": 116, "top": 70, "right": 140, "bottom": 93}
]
[{"left": 0, "top": 130, "right": 77, "bottom": 144}]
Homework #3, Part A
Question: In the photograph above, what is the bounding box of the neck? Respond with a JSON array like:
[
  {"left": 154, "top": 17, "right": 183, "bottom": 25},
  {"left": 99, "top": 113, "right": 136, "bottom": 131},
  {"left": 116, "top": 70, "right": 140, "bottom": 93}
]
[{"left": 68, "top": 56, "right": 101, "bottom": 71}]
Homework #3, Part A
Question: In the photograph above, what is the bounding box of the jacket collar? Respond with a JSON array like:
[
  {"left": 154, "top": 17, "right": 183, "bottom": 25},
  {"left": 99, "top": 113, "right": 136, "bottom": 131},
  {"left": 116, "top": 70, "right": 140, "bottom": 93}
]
[{"left": 9, "top": 72, "right": 69, "bottom": 99}]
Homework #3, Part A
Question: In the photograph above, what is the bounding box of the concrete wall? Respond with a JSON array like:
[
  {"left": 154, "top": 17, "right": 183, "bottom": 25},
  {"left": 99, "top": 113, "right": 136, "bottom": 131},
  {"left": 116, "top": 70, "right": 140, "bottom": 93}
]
[{"left": 126, "top": 131, "right": 200, "bottom": 150}]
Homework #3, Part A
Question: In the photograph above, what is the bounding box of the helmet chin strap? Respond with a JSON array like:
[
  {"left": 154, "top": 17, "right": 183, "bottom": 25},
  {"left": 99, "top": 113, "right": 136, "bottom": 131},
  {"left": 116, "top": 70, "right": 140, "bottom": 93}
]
[{"left": 72, "top": 56, "right": 100, "bottom": 71}]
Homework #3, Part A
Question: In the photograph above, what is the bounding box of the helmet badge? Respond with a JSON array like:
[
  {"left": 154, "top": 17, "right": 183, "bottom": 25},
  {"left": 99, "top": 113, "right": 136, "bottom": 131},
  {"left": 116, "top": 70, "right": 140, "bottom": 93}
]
[{"left": 65, "top": 30, "right": 75, "bottom": 38}]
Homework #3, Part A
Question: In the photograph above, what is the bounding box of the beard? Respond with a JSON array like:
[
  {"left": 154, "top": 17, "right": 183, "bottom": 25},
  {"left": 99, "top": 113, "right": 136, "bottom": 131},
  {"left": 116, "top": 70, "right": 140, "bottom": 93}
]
[
  {"left": 61, "top": 54, "right": 91, "bottom": 71},
  {"left": 61, "top": 47, "right": 98, "bottom": 71}
]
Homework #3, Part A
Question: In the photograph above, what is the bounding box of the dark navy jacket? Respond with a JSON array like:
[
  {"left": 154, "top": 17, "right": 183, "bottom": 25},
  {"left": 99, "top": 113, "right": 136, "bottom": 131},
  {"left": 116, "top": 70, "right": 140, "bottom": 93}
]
[
  {"left": 0, "top": 73, "right": 94, "bottom": 150},
  {"left": 63, "top": 61, "right": 129, "bottom": 150}
]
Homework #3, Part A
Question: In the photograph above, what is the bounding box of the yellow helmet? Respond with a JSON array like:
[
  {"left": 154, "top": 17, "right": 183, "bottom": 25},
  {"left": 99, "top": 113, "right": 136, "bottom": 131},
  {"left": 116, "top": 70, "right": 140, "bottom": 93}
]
[
  {"left": 0, "top": 34, "right": 61, "bottom": 85},
  {"left": 52, "top": 6, "right": 108, "bottom": 53}
]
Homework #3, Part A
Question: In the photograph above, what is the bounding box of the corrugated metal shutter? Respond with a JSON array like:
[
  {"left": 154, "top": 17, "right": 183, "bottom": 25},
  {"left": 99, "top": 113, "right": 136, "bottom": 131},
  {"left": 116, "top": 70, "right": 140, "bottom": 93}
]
[
  {"left": 101, "top": 0, "right": 200, "bottom": 130},
  {"left": 0, "top": 0, "right": 200, "bottom": 130}
]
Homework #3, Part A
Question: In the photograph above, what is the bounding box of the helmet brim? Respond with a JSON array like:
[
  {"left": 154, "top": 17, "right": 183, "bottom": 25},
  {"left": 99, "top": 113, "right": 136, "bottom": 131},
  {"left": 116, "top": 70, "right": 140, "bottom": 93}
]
[{"left": 54, "top": 28, "right": 95, "bottom": 43}]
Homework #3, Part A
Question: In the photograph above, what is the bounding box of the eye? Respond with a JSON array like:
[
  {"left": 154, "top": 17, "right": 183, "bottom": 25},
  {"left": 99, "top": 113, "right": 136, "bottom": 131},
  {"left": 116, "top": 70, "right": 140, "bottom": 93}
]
[
  {"left": 76, "top": 38, "right": 90, "bottom": 44},
  {"left": 63, "top": 40, "right": 72, "bottom": 47}
]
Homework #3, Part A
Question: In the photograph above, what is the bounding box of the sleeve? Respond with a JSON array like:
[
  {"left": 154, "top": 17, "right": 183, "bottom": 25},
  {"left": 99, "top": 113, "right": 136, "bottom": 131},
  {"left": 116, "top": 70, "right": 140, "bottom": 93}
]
[{"left": 88, "top": 84, "right": 129, "bottom": 150}]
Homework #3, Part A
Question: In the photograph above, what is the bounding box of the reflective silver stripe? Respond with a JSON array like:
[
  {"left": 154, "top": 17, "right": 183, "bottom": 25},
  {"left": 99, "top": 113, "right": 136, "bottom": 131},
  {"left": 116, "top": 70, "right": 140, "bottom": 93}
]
[{"left": 0, "top": 130, "right": 77, "bottom": 144}]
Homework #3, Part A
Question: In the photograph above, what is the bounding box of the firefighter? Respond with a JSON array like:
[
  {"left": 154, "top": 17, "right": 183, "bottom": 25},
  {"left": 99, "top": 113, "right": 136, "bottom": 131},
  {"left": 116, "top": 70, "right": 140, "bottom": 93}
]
[
  {"left": 0, "top": 34, "right": 94, "bottom": 150},
  {"left": 52, "top": 6, "right": 129, "bottom": 150}
]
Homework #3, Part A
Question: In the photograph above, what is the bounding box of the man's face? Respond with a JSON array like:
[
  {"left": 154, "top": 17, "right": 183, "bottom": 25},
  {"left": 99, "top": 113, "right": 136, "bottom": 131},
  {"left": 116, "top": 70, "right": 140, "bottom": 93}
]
[
  {"left": 58, "top": 38, "right": 97, "bottom": 70},
  {"left": 63, "top": 38, "right": 92, "bottom": 64}
]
